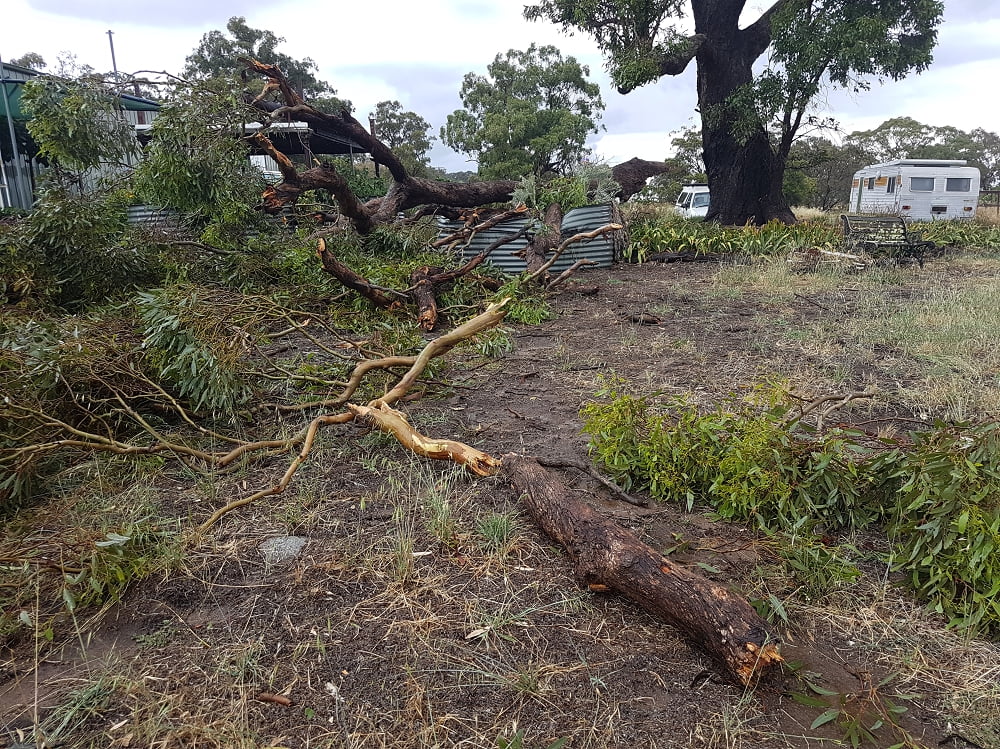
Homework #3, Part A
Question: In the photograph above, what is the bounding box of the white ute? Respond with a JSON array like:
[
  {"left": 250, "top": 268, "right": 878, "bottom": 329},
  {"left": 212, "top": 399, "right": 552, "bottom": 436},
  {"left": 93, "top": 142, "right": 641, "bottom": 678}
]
[{"left": 675, "top": 184, "right": 710, "bottom": 218}]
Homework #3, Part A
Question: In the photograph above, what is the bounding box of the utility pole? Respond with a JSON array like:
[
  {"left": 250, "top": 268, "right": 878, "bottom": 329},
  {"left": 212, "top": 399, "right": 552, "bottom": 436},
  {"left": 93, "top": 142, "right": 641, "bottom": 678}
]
[{"left": 107, "top": 30, "right": 119, "bottom": 82}]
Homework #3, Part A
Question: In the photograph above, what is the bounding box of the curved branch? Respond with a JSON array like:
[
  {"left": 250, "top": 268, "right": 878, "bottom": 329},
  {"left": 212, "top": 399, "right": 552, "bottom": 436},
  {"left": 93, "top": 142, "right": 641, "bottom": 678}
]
[
  {"left": 741, "top": 0, "right": 793, "bottom": 59},
  {"left": 196, "top": 299, "right": 511, "bottom": 533},
  {"left": 317, "top": 238, "right": 405, "bottom": 307},
  {"left": 524, "top": 223, "right": 623, "bottom": 285},
  {"left": 348, "top": 403, "right": 500, "bottom": 476},
  {"left": 250, "top": 132, "right": 299, "bottom": 184},
  {"left": 243, "top": 60, "right": 410, "bottom": 183}
]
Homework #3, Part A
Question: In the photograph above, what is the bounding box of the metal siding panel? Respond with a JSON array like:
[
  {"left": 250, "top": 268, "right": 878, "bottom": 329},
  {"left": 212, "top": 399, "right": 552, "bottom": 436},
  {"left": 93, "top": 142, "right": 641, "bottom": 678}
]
[
  {"left": 127, "top": 205, "right": 178, "bottom": 227},
  {"left": 560, "top": 204, "right": 616, "bottom": 269},
  {"left": 438, "top": 204, "right": 620, "bottom": 275}
]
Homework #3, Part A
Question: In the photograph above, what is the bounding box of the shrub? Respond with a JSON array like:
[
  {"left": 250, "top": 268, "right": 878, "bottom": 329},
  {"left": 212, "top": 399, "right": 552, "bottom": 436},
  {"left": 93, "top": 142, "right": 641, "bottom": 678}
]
[
  {"left": 15, "top": 187, "right": 164, "bottom": 309},
  {"left": 624, "top": 217, "right": 840, "bottom": 262}
]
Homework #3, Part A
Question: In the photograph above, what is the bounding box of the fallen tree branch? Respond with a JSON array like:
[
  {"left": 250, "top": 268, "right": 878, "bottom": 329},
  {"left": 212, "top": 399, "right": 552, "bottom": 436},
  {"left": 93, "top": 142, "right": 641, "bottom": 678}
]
[
  {"left": 534, "top": 456, "right": 646, "bottom": 507},
  {"left": 317, "top": 238, "right": 407, "bottom": 308},
  {"left": 524, "top": 223, "right": 623, "bottom": 285},
  {"left": 502, "top": 454, "right": 783, "bottom": 686},
  {"left": 348, "top": 403, "right": 500, "bottom": 476},
  {"left": 195, "top": 299, "right": 511, "bottom": 534},
  {"left": 545, "top": 259, "right": 598, "bottom": 291},
  {"left": 432, "top": 206, "right": 530, "bottom": 250},
  {"left": 784, "top": 388, "right": 878, "bottom": 430}
]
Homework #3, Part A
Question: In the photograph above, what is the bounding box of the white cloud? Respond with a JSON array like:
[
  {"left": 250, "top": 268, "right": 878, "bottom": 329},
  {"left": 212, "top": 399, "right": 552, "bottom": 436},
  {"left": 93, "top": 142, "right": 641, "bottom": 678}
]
[{"left": 4, "top": 0, "right": 999, "bottom": 173}]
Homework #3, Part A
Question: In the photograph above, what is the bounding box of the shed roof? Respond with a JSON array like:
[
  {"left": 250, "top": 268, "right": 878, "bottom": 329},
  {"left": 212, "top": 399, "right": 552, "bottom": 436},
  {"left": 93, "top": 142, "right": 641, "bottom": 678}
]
[
  {"left": 244, "top": 120, "right": 368, "bottom": 157},
  {"left": 1, "top": 62, "right": 160, "bottom": 120}
]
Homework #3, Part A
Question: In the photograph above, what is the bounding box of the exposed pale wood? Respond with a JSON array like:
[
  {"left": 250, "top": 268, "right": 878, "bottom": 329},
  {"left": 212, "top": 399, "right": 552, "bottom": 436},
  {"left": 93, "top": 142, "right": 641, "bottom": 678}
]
[{"left": 348, "top": 403, "right": 500, "bottom": 476}]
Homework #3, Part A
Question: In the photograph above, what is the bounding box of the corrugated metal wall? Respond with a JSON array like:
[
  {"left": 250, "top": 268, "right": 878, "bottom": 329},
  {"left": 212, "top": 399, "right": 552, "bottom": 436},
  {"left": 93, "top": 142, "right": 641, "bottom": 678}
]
[
  {"left": 126, "top": 205, "right": 178, "bottom": 227},
  {"left": 438, "top": 203, "right": 621, "bottom": 274}
]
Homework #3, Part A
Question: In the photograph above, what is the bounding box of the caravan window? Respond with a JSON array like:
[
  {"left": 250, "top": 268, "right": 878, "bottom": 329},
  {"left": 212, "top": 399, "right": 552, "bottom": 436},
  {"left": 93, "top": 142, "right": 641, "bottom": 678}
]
[
  {"left": 946, "top": 178, "right": 971, "bottom": 192},
  {"left": 910, "top": 177, "right": 934, "bottom": 192},
  {"left": 866, "top": 177, "right": 876, "bottom": 190},
  {"left": 886, "top": 177, "right": 895, "bottom": 194}
]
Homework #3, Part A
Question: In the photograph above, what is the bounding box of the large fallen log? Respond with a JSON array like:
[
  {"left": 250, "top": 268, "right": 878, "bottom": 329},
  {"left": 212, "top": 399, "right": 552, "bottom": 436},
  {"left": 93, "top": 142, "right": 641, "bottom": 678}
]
[
  {"left": 501, "top": 453, "right": 783, "bottom": 686},
  {"left": 350, "top": 396, "right": 784, "bottom": 686}
]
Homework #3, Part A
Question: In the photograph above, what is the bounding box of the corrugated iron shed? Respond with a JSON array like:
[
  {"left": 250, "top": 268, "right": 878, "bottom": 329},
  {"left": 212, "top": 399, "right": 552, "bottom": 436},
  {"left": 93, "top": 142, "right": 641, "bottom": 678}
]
[{"left": 438, "top": 203, "right": 621, "bottom": 274}]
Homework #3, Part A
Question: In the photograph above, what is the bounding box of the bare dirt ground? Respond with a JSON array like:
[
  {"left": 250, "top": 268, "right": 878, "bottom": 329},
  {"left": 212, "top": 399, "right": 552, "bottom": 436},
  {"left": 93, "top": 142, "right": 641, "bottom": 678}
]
[{"left": 3, "top": 258, "right": 999, "bottom": 749}]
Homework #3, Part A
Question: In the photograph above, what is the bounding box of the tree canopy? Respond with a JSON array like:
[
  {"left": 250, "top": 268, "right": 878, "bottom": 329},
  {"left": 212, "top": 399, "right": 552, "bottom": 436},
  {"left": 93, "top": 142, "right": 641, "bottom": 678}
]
[
  {"left": 183, "top": 17, "right": 350, "bottom": 113},
  {"left": 372, "top": 100, "right": 435, "bottom": 178},
  {"left": 441, "top": 44, "right": 604, "bottom": 180},
  {"left": 9, "top": 52, "right": 47, "bottom": 70},
  {"left": 21, "top": 77, "right": 139, "bottom": 172},
  {"left": 844, "top": 117, "right": 1000, "bottom": 188},
  {"left": 525, "top": 0, "right": 944, "bottom": 224}
]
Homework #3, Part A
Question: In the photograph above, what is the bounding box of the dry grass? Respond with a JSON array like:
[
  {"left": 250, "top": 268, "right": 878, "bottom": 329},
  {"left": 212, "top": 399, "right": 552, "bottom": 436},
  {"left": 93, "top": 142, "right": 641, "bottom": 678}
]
[
  {"left": 7, "top": 251, "right": 1000, "bottom": 749},
  {"left": 712, "top": 253, "right": 1000, "bottom": 420},
  {"left": 974, "top": 208, "right": 1000, "bottom": 227},
  {"left": 795, "top": 577, "right": 1000, "bottom": 749}
]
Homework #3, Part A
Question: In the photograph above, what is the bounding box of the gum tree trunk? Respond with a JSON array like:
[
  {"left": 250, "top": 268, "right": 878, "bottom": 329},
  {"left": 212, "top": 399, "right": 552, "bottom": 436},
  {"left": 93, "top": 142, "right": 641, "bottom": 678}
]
[{"left": 693, "top": 0, "right": 795, "bottom": 226}]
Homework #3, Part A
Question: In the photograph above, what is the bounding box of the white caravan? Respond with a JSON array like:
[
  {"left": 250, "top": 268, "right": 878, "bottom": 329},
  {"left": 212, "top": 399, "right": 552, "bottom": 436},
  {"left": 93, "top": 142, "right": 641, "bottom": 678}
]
[
  {"left": 848, "top": 159, "right": 980, "bottom": 220},
  {"left": 675, "top": 184, "right": 710, "bottom": 218}
]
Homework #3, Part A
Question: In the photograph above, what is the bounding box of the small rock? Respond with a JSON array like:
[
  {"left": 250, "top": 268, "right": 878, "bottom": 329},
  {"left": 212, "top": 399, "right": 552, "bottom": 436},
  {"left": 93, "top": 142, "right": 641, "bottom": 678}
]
[{"left": 259, "top": 536, "right": 308, "bottom": 565}]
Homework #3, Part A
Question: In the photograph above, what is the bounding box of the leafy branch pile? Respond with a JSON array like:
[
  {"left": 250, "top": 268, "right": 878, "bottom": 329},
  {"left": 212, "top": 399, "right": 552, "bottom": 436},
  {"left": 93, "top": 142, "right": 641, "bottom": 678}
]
[{"left": 582, "top": 378, "right": 1000, "bottom": 635}]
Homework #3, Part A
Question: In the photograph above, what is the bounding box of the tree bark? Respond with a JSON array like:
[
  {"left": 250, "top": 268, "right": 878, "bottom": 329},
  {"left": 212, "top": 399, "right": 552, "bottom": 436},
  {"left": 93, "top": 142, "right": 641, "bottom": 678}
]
[
  {"left": 502, "top": 454, "right": 783, "bottom": 686},
  {"left": 409, "top": 265, "right": 441, "bottom": 331},
  {"left": 316, "top": 238, "right": 402, "bottom": 308},
  {"left": 692, "top": 1, "right": 795, "bottom": 225}
]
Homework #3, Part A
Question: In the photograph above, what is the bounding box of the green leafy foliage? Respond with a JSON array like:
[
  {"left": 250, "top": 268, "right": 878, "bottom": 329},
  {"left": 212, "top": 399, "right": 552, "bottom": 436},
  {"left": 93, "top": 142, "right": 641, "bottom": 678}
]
[
  {"left": 846, "top": 117, "right": 1000, "bottom": 188},
  {"left": 138, "top": 286, "right": 254, "bottom": 413},
  {"left": 372, "top": 100, "right": 435, "bottom": 177},
  {"left": 19, "top": 187, "right": 163, "bottom": 308},
  {"left": 912, "top": 221, "right": 1000, "bottom": 251},
  {"left": 511, "top": 164, "right": 619, "bottom": 212},
  {"left": 131, "top": 81, "right": 266, "bottom": 228},
  {"left": 773, "top": 534, "right": 861, "bottom": 602},
  {"left": 442, "top": 44, "right": 604, "bottom": 179},
  {"left": 582, "top": 378, "right": 872, "bottom": 531},
  {"left": 21, "top": 76, "right": 140, "bottom": 171},
  {"left": 872, "top": 425, "right": 1000, "bottom": 633},
  {"left": 183, "top": 16, "right": 350, "bottom": 113},
  {"left": 491, "top": 280, "right": 552, "bottom": 325},
  {"left": 60, "top": 523, "right": 181, "bottom": 614},
  {"left": 0, "top": 313, "right": 162, "bottom": 511},
  {"left": 581, "top": 377, "right": 1000, "bottom": 634},
  {"left": 625, "top": 216, "right": 839, "bottom": 262}
]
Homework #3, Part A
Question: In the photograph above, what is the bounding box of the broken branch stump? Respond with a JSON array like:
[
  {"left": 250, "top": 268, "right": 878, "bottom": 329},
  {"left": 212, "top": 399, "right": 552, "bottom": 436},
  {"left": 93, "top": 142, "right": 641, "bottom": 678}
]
[
  {"left": 501, "top": 453, "right": 783, "bottom": 686},
  {"left": 348, "top": 403, "right": 500, "bottom": 476}
]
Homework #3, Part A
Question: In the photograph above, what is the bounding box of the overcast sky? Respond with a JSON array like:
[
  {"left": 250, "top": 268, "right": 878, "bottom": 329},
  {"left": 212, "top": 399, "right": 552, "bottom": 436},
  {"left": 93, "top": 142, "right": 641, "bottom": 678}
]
[{"left": 4, "top": 0, "right": 999, "bottom": 172}]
